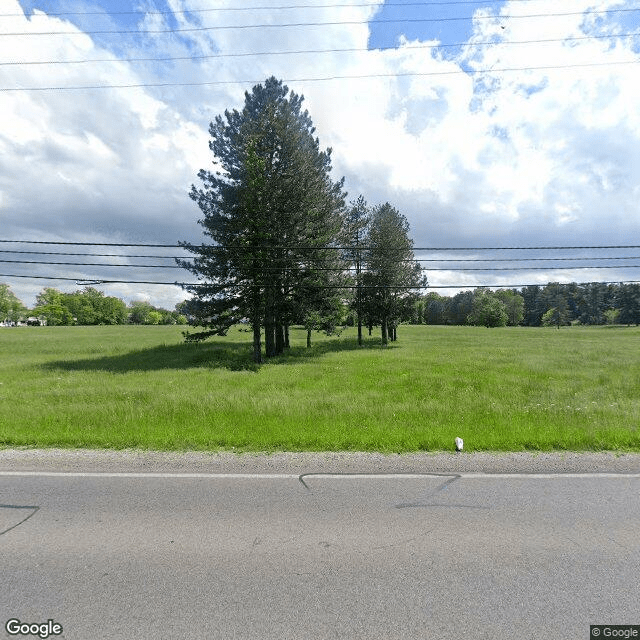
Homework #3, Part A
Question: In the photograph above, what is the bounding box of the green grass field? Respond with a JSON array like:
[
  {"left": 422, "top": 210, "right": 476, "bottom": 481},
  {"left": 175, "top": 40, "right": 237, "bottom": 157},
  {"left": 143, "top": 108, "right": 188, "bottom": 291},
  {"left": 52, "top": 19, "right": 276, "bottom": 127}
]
[{"left": 1, "top": 324, "right": 638, "bottom": 452}]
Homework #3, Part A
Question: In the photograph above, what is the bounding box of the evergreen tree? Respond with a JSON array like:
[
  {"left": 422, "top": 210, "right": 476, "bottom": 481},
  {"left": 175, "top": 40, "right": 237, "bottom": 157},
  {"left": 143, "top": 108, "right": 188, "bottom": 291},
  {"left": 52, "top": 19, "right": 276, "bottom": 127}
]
[
  {"left": 447, "top": 291, "right": 475, "bottom": 325},
  {"left": 562, "top": 282, "right": 581, "bottom": 323},
  {"left": 577, "top": 282, "right": 612, "bottom": 325},
  {"left": 520, "top": 285, "right": 544, "bottom": 326},
  {"left": 423, "top": 292, "right": 449, "bottom": 325},
  {"left": 363, "top": 203, "right": 426, "bottom": 344},
  {"left": 342, "top": 195, "right": 371, "bottom": 345},
  {"left": 541, "top": 283, "right": 569, "bottom": 328},
  {"left": 179, "top": 77, "right": 346, "bottom": 362},
  {"left": 615, "top": 283, "right": 640, "bottom": 325}
]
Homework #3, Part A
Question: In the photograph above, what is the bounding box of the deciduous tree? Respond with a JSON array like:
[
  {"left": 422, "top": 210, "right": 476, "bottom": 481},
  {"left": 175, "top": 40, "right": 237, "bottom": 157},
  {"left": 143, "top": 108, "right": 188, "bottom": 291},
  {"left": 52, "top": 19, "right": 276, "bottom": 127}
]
[
  {"left": 494, "top": 289, "right": 524, "bottom": 326},
  {"left": 468, "top": 291, "right": 508, "bottom": 327},
  {"left": 0, "top": 284, "right": 25, "bottom": 323},
  {"left": 34, "top": 288, "right": 73, "bottom": 326}
]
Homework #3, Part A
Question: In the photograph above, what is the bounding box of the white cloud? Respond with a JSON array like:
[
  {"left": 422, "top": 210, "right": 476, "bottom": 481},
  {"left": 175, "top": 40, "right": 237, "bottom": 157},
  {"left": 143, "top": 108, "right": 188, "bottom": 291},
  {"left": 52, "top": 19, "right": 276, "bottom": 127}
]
[{"left": 1, "top": 0, "right": 640, "bottom": 306}]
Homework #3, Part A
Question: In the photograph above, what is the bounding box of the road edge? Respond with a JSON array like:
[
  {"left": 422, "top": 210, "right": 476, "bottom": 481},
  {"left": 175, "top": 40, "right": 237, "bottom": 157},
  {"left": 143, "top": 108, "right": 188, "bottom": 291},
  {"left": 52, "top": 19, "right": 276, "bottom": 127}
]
[{"left": 1, "top": 448, "right": 639, "bottom": 474}]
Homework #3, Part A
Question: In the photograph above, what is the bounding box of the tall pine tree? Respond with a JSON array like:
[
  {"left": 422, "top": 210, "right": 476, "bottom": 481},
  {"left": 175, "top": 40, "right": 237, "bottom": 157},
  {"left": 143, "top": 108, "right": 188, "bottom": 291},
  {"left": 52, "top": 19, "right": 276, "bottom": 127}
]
[
  {"left": 179, "top": 77, "right": 346, "bottom": 362},
  {"left": 343, "top": 195, "right": 371, "bottom": 346},
  {"left": 363, "top": 203, "right": 426, "bottom": 345}
]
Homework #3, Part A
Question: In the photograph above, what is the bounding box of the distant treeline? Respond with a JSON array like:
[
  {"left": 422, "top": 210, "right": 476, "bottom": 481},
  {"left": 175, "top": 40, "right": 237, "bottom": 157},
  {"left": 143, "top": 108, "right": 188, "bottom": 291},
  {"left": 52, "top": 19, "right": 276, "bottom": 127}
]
[
  {"left": 4, "top": 281, "right": 640, "bottom": 330},
  {"left": 0, "top": 285, "right": 187, "bottom": 326},
  {"left": 411, "top": 282, "right": 640, "bottom": 327}
]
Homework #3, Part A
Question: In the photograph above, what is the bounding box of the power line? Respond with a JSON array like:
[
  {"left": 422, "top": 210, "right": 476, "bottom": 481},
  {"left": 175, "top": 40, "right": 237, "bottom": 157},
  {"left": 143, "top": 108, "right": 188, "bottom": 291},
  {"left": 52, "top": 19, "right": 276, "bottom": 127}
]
[
  {"left": 4, "top": 32, "right": 639, "bottom": 67},
  {"left": 0, "top": 259, "right": 185, "bottom": 268},
  {"left": 0, "top": 250, "right": 188, "bottom": 258},
  {"left": 418, "top": 256, "right": 640, "bottom": 262},
  {"left": 5, "top": 261, "right": 640, "bottom": 277},
  {"left": 424, "top": 265, "right": 640, "bottom": 271},
  {"left": 2, "top": 8, "right": 638, "bottom": 36},
  {"left": 2, "top": 272, "right": 640, "bottom": 290},
  {"left": 2, "top": 60, "right": 637, "bottom": 92},
  {"left": 0, "top": 1, "right": 548, "bottom": 18},
  {"left": 0, "top": 240, "right": 180, "bottom": 247},
  {"left": 4, "top": 249, "right": 640, "bottom": 263},
  {"left": 3, "top": 240, "right": 640, "bottom": 250},
  {"left": 4, "top": 259, "right": 640, "bottom": 272},
  {"left": 0, "top": 273, "right": 187, "bottom": 285}
]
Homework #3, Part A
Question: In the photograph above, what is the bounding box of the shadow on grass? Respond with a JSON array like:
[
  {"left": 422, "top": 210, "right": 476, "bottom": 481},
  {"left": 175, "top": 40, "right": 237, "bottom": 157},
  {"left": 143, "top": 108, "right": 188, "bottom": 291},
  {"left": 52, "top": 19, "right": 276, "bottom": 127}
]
[{"left": 43, "top": 332, "right": 390, "bottom": 374}]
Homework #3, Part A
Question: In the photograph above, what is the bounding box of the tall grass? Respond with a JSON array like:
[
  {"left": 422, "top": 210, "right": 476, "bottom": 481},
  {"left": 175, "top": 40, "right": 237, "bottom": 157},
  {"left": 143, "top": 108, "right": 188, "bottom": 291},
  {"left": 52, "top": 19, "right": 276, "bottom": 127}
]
[{"left": 1, "top": 324, "right": 638, "bottom": 452}]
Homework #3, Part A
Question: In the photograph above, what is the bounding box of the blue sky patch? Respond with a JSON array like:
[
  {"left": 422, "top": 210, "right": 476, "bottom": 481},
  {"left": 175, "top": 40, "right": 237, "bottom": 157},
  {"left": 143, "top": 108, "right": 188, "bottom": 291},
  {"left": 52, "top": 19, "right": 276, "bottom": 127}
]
[
  {"left": 17, "top": 0, "right": 178, "bottom": 56},
  {"left": 368, "top": 0, "right": 507, "bottom": 55}
]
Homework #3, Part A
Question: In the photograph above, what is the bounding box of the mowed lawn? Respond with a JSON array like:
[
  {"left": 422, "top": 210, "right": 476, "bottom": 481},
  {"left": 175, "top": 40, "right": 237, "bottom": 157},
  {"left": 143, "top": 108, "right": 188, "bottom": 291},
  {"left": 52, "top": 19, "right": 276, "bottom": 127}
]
[{"left": 0, "top": 324, "right": 638, "bottom": 452}]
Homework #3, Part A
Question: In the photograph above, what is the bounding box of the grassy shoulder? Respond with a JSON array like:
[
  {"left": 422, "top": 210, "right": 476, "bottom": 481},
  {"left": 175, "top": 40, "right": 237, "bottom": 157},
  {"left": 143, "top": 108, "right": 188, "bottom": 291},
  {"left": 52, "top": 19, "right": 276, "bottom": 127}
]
[{"left": 1, "top": 324, "right": 638, "bottom": 452}]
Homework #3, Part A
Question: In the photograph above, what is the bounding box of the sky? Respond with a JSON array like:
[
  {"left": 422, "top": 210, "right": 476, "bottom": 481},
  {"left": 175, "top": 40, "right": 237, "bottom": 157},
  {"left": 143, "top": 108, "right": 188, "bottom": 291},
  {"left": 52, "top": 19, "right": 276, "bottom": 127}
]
[{"left": 1, "top": 0, "right": 640, "bottom": 309}]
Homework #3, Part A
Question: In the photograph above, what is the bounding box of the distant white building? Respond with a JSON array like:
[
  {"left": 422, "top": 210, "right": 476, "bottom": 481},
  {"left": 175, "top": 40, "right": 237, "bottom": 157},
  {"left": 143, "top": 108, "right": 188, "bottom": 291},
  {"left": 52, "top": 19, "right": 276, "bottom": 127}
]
[{"left": 24, "top": 317, "right": 47, "bottom": 326}]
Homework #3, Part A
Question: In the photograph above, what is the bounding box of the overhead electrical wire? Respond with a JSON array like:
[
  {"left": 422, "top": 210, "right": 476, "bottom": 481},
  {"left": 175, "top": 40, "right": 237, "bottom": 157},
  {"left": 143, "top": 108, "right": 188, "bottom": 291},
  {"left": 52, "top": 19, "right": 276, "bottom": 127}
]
[
  {"left": 0, "top": 250, "right": 188, "bottom": 258},
  {"left": 3, "top": 241, "right": 640, "bottom": 281},
  {"left": 3, "top": 260, "right": 640, "bottom": 272},
  {"left": 0, "top": 259, "right": 184, "bottom": 268},
  {"left": 422, "top": 265, "right": 640, "bottom": 271},
  {"left": 2, "top": 5, "right": 636, "bottom": 93},
  {"left": 4, "top": 240, "right": 640, "bottom": 284},
  {"left": 3, "top": 242, "right": 639, "bottom": 288},
  {"left": 0, "top": 240, "right": 179, "bottom": 248},
  {"left": 2, "top": 240, "right": 640, "bottom": 250},
  {"left": 1, "top": 7, "right": 636, "bottom": 293},
  {"left": 2, "top": 273, "right": 639, "bottom": 290},
  {"left": 3, "top": 6, "right": 637, "bottom": 91},
  {"left": 4, "top": 249, "right": 640, "bottom": 263},
  {"left": 2, "top": 8, "right": 638, "bottom": 36},
  {"left": 5, "top": 240, "right": 640, "bottom": 288},
  {"left": 0, "top": 1, "right": 557, "bottom": 18},
  {"left": 3, "top": 60, "right": 638, "bottom": 92},
  {"left": 3, "top": 32, "right": 639, "bottom": 67}
]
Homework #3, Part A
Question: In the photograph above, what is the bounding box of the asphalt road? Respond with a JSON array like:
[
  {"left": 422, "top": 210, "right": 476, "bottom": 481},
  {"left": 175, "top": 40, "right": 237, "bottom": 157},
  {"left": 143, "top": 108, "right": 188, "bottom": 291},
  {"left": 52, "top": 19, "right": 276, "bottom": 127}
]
[{"left": 1, "top": 451, "right": 639, "bottom": 640}]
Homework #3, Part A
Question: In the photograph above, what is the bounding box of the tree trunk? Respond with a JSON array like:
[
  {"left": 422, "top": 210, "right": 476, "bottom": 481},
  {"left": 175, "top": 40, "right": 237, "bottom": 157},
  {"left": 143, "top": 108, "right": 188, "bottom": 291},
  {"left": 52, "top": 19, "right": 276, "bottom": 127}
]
[
  {"left": 307, "top": 329, "right": 312, "bottom": 348},
  {"left": 356, "top": 276, "right": 363, "bottom": 346},
  {"left": 264, "top": 288, "right": 276, "bottom": 357},
  {"left": 265, "top": 322, "right": 275, "bottom": 357},
  {"left": 284, "top": 324, "right": 290, "bottom": 349},
  {"left": 251, "top": 287, "right": 262, "bottom": 363},
  {"left": 252, "top": 322, "right": 262, "bottom": 363},
  {"left": 381, "top": 318, "right": 388, "bottom": 346},
  {"left": 275, "top": 321, "right": 284, "bottom": 355}
]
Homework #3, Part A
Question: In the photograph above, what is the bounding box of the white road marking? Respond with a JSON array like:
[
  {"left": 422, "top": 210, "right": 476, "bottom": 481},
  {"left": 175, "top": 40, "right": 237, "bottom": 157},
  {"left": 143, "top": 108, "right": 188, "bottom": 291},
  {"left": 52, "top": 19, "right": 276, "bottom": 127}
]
[
  {"left": 458, "top": 473, "right": 640, "bottom": 479},
  {"left": 0, "top": 472, "right": 300, "bottom": 479},
  {"left": 301, "top": 473, "right": 640, "bottom": 479},
  {"left": 0, "top": 471, "right": 638, "bottom": 479}
]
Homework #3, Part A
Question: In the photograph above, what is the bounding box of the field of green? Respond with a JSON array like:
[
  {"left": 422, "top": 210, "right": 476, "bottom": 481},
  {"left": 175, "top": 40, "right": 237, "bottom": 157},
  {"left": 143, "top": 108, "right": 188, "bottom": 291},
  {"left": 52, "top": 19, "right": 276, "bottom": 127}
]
[{"left": 1, "top": 324, "right": 638, "bottom": 452}]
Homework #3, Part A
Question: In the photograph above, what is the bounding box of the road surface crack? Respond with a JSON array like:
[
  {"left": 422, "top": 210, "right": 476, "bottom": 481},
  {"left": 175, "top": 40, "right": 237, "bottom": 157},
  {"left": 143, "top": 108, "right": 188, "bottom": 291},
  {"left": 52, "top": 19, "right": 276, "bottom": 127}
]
[{"left": 0, "top": 504, "right": 40, "bottom": 537}]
